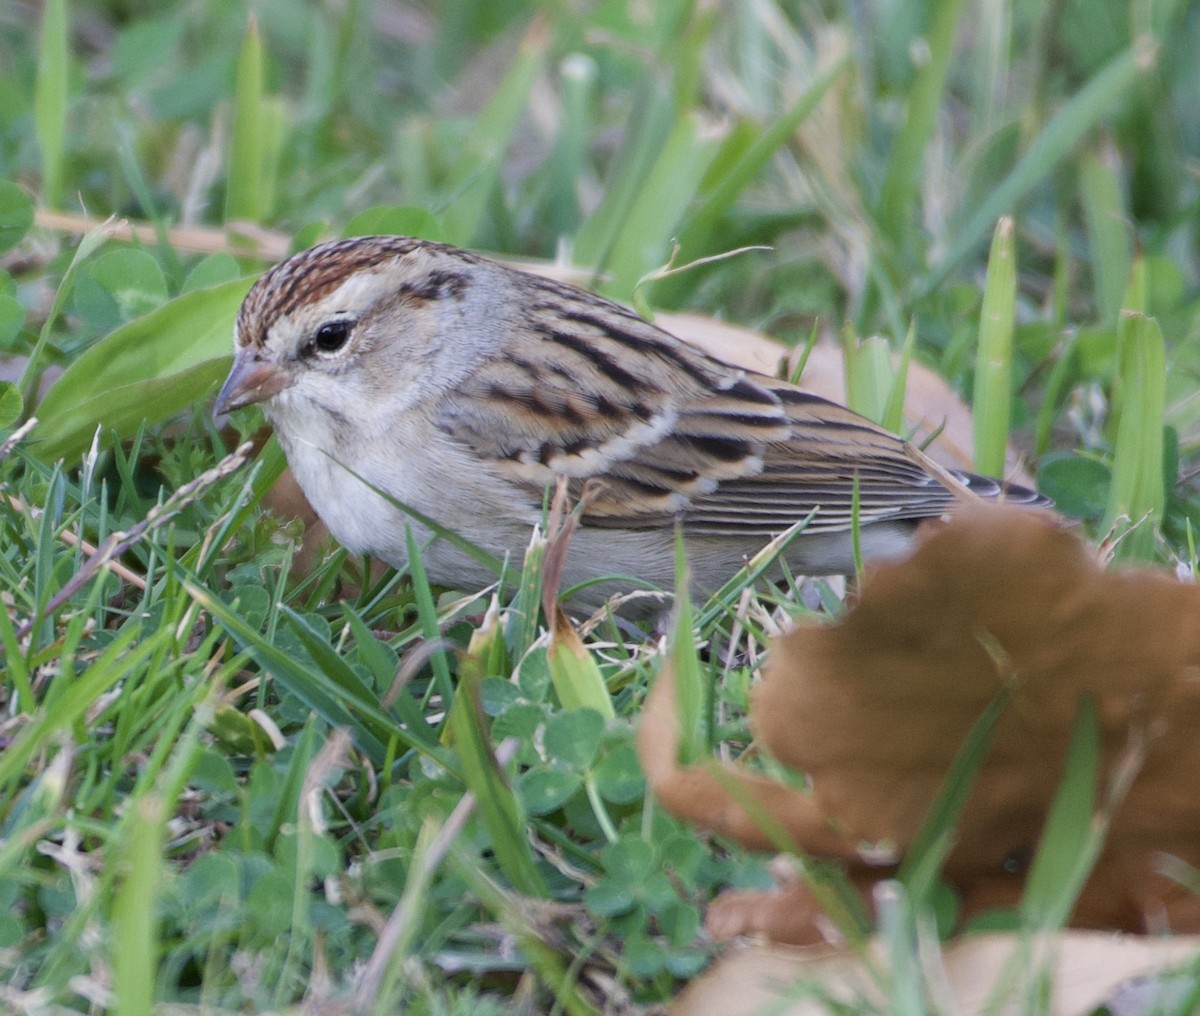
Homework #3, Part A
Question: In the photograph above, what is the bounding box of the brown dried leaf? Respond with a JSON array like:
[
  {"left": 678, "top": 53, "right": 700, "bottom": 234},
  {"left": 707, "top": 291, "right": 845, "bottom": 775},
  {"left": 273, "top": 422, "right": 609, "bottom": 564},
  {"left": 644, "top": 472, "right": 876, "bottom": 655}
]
[{"left": 640, "top": 504, "right": 1200, "bottom": 939}]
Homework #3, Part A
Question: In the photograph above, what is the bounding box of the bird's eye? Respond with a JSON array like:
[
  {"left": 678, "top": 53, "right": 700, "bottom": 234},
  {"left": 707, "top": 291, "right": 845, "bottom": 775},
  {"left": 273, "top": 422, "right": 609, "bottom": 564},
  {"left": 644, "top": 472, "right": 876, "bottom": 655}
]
[{"left": 311, "top": 319, "right": 353, "bottom": 355}]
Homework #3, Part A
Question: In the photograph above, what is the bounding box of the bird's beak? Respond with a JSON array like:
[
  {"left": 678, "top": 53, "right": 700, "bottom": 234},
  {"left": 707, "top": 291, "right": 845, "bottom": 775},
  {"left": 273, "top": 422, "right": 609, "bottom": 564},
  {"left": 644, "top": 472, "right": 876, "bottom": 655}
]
[{"left": 213, "top": 351, "right": 293, "bottom": 417}]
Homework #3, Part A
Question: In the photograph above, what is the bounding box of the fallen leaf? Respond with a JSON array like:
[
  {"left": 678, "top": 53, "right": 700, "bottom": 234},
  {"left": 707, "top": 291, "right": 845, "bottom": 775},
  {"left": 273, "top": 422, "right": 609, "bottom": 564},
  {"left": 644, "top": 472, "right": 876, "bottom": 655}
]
[{"left": 640, "top": 504, "right": 1200, "bottom": 940}]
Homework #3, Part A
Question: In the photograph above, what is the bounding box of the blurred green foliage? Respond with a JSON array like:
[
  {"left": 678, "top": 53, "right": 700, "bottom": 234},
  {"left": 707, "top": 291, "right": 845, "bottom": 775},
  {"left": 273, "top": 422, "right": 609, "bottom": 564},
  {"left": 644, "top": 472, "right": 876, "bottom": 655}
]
[{"left": 2, "top": 0, "right": 1200, "bottom": 1011}]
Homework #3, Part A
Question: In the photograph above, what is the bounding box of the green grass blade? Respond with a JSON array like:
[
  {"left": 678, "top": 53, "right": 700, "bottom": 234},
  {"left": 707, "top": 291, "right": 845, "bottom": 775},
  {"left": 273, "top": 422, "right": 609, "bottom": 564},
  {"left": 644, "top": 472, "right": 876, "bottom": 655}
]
[
  {"left": 111, "top": 794, "right": 165, "bottom": 1016},
  {"left": 675, "top": 55, "right": 849, "bottom": 263},
  {"left": 360, "top": 816, "right": 451, "bottom": 1012},
  {"left": 33, "top": 0, "right": 68, "bottom": 209},
  {"left": 705, "top": 762, "right": 874, "bottom": 946},
  {"left": 332, "top": 455, "right": 509, "bottom": 580},
  {"left": 973, "top": 216, "right": 1016, "bottom": 476},
  {"left": 453, "top": 849, "right": 596, "bottom": 1016},
  {"left": 440, "top": 19, "right": 549, "bottom": 245},
  {"left": 0, "top": 624, "right": 167, "bottom": 798},
  {"left": 341, "top": 609, "right": 443, "bottom": 750},
  {"left": 1019, "top": 695, "right": 1101, "bottom": 928},
  {"left": 898, "top": 682, "right": 1013, "bottom": 905},
  {"left": 112, "top": 681, "right": 219, "bottom": 1016},
  {"left": 875, "top": 884, "right": 925, "bottom": 1016},
  {"left": 0, "top": 594, "right": 34, "bottom": 714},
  {"left": 1106, "top": 255, "right": 1148, "bottom": 434},
  {"left": 507, "top": 524, "right": 545, "bottom": 657},
  {"left": 538, "top": 53, "right": 596, "bottom": 240},
  {"left": 1034, "top": 334, "right": 1081, "bottom": 456},
  {"left": 572, "top": 80, "right": 674, "bottom": 276},
  {"left": 1104, "top": 311, "right": 1166, "bottom": 560},
  {"left": 225, "top": 17, "right": 269, "bottom": 224},
  {"left": 258, "top": 98, "right": 287, "bottom": 225},
  {"left": 693, "top": 512, "right": 818, "bottom": 630},
  {"left": 920, "top": 42, "right": 1147, "bottom": 295},
  {"left": 404, "top": 527, "right": 455, "bottom": 708},
  {"left": 447, "top": 657, "right": 547, "bottom": 896},
  {"left": 187, "top": 435, "right": 286, "bottom": 578},
  {"left": 185, "top": 580, "right": 440, "bottom": 767},
  {"left": 605, "top": 112, "right": 723, "bottom": 303},
  {"left": 876, "top": 0, "right": 968, "bottom": 249},
  {"left": 882, "top": 320, "right": 917, "bottom": 434},
  {"left": 1080, "top": 149, "right": 1133, "bottom": 326},
  {"left": 1052, "top": 211, "right": 1071, "bottom": 327},
  {"left": 842, "top": 327, "right": 893, "bottom": 424},
  {"left": 279, "top": 608, "right": 404, "bottom": 719},
  {"left": 1122, "top": 249, "right": 1148, "bottom": 314},
  {"left": 114, "top": 129, "right": 184, "bottom": 282}
]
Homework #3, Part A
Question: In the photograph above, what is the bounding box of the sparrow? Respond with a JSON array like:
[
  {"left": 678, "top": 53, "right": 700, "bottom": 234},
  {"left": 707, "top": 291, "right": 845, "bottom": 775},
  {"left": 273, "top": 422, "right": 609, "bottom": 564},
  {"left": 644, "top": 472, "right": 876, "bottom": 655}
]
[{"left": 215, "top": 236, "right": 1046, "bottom": 610}]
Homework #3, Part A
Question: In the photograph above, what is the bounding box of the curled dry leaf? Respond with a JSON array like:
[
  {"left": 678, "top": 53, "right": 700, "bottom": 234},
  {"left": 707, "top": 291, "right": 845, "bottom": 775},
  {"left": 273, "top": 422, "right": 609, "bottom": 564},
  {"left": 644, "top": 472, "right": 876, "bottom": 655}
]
[{"left": 638, "top": 503, "right": 1200, "bottom": 942}]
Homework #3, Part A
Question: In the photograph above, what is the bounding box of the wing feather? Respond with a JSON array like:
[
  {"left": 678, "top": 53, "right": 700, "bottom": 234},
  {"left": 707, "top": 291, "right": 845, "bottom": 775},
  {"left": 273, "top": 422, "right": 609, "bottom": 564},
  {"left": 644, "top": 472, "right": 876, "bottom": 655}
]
[{"left": 434, "top": 273, "right": 1025, "bottom": 540}]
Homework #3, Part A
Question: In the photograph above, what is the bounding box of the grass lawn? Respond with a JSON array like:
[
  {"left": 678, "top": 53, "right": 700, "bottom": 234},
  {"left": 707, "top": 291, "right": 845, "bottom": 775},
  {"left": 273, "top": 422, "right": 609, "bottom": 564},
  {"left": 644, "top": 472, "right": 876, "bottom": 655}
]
[{"left": 2, "top": 0, "right": 1199, "bottom": 1012}]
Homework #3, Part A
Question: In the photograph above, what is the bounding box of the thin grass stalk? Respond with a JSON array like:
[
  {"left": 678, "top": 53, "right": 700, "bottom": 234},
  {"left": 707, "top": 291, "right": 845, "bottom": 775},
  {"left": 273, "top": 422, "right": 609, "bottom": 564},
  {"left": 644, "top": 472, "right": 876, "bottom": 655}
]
[
  {"left": 668, "top": 55, "right": 849, "bottom": 272},
  {"left": 898, "top": 680, "right": 1013, "bottom": 905},
  {"left": 359, "top": 808, "right": 470, "bottom": 1014},
  {"left": 188, "top": 585, "right": 407, "bottom": 766},
  {"left": 404, "top": 528, "right": 456, "bottom": 707},
  {"left": 875, "top": 883, "right": 926, "bottom": 1016},
  {"left": 704, "top": 762, "right": 874, "bottom": 950},
  {"left": 669, "top": 529, "right": 705, "bottom": 765},
  {"left": 572, "top": 81, "right": 674, "bottom": 277},
  {"left": 1107, "top": 255, "right": 1148, "bottom": 437},
  {"left": 112, "top": 684, "right": 219, "bottom": 1014},
  {"left": 540, "top": 53, "right": 596, "bottom": 239}
]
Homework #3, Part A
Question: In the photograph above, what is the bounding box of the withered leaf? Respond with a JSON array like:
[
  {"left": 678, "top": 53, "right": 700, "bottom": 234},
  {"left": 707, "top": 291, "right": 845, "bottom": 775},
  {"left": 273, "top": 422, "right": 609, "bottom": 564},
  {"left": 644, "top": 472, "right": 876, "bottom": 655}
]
[{"left": 640, "top": 504, "right": 1200, "bottom": 939}]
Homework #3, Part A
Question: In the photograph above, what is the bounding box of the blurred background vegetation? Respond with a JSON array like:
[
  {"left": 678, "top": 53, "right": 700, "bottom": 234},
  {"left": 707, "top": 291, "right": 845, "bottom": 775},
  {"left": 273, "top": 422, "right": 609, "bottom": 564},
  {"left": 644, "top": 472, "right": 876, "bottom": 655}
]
[
  {"left": 3, "top": 0, "right": 1199, "bottom": 530},
  {"left": 1, "top": 0, "right": 1199, "bottom": 1012}
]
